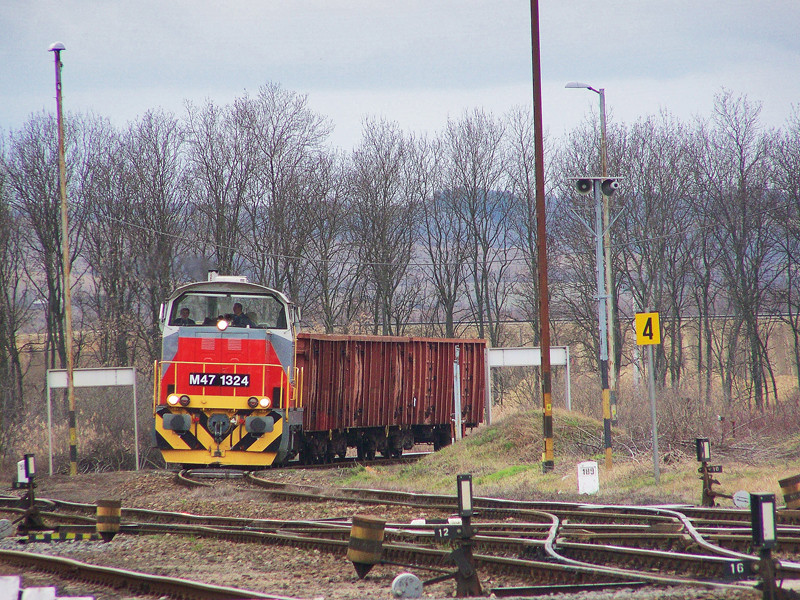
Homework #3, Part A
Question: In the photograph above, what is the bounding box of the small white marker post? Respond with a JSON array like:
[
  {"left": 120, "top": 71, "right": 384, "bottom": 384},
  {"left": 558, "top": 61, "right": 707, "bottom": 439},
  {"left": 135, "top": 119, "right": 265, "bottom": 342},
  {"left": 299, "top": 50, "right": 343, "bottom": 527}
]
[{"left": 577, "top": 461, "right": 599, "bottom": 495}]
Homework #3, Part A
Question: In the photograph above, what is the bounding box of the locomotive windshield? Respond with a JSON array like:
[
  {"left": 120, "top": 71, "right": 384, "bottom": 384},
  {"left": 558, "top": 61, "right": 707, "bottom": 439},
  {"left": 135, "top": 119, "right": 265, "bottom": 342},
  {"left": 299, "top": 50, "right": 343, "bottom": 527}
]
[{"left": 169, "top": 291, "right": 288, "bottom": 329}]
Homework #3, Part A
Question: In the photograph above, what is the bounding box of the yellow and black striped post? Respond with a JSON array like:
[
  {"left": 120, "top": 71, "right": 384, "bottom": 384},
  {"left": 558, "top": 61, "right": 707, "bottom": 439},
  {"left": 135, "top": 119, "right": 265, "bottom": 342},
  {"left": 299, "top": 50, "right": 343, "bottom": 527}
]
[
  {"left": 96, "top": 499, "right": 121, "bottom": 542},
  {"left": 347, "top": 516, "right": 385, "bottom": 579}
]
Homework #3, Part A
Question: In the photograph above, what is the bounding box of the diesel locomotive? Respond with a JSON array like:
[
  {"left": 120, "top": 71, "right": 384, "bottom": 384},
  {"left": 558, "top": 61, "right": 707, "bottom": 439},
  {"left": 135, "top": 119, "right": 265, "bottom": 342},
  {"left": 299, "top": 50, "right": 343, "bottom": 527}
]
[{"left": 153, "top": 273, "right": 486, "bottom": 468}]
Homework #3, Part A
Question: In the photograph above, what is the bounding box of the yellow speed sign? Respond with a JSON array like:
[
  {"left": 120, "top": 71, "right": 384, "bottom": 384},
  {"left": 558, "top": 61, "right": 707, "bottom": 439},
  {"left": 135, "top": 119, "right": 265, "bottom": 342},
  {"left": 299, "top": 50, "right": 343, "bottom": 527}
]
[{"left": 635, "top": 312, "right": 661, "bottom": 345}]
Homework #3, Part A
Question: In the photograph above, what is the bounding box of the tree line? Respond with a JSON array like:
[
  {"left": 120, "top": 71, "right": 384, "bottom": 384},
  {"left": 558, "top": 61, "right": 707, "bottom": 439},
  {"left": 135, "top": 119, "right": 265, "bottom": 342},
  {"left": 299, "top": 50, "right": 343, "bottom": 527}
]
[{"left": 1, "top": 82, "right": 799, "bottom": 429}]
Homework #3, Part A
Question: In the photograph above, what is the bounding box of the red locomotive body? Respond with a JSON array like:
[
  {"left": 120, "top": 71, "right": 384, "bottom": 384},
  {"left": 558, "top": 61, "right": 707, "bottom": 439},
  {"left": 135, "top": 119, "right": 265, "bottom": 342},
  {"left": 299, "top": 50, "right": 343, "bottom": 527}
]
[{"left": 295, "top": 333, "right": 486, "bottom": 461}]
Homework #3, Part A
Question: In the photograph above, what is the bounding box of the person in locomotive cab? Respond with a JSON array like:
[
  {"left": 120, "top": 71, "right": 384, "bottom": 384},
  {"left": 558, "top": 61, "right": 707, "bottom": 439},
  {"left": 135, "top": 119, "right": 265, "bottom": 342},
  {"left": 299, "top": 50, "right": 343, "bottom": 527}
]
[
  {"left": 231, "top": 302, "right": 254, "bottom": 327},
  {"left": 172, "top": 307, "right": 196, "bottom": 326}
]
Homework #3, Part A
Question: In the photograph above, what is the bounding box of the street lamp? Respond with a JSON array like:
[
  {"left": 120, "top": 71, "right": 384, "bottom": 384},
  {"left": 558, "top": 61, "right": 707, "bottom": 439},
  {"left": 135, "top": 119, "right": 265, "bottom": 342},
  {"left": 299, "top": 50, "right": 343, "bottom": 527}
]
[
  {"left": 565, "top": 82, "right": 607, "bottom": 175},
  {"left": 566, "top": 81, "right": 617, "bottom": 423},
  {"left": 571, "top": 177, "right": 620, "bottom": 471},
  {"left": 49, "top": 42, "right": 77, "bottom": 476}
]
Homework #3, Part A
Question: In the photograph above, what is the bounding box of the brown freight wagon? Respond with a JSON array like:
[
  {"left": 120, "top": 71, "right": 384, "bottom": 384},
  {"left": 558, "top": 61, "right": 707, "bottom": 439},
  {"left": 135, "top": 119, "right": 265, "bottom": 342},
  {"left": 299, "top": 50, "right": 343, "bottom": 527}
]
[{"left": 294, "top": 333, "right": 487, "bottom": 462}]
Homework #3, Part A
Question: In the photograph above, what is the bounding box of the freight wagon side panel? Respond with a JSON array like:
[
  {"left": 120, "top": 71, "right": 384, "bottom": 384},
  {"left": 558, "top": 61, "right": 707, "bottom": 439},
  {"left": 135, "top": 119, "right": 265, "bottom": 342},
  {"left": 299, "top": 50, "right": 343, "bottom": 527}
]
[{"left": 296, "top": 333, "right": 486, "bottom": 434}]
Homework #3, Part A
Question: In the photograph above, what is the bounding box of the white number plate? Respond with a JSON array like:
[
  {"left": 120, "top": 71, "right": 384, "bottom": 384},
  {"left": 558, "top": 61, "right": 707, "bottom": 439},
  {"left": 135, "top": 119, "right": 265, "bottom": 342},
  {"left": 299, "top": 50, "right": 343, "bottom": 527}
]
[{"left": 189, "top": 373, "right": 251, "bottom": 387}]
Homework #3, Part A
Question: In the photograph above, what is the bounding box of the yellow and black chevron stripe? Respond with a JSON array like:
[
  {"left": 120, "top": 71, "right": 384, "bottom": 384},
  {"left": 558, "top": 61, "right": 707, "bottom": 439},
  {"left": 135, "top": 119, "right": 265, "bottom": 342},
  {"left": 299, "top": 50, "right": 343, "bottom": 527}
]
[
  {"left": 155, "top": 409, "right": 288, "bottom": 466},
  {"left": 21, "top": 531, "right": 102, "bottom": 543}
]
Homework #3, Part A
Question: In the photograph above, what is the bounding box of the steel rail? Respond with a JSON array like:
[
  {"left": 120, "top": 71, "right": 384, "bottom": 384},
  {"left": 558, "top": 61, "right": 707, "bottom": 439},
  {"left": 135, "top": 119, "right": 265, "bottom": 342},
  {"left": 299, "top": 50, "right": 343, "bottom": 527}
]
[{"left": 0, "top": 548, "right": 297, "bottom": 600}]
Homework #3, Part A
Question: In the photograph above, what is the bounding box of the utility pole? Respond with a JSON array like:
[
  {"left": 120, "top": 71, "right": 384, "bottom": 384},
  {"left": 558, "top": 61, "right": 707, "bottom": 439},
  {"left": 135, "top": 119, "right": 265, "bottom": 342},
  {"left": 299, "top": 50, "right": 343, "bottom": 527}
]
[
  {"left": 49, "top": 42, "right": 77, "bottom": 476},
  {"left": 530, "top": 0, "right": 554, "bottom": 472}
]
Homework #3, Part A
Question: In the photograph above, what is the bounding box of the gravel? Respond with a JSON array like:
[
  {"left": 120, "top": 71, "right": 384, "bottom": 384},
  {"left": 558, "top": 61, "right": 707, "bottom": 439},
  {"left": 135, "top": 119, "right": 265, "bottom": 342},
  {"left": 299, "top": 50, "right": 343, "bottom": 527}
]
[{"left": 0, "top": 471, "right": 762, "bottom": 600}]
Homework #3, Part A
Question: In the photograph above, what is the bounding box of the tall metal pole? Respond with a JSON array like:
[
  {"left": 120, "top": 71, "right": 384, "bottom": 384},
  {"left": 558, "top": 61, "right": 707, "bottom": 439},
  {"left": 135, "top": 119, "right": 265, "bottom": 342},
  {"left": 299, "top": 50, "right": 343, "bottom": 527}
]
[
  {"left": 530, "top": 0, "right": 553, "bottom": 472},
  {"left": 593, "top": 180, "right": 612, "bottom": 470},
  {"left": 50, "top": 43, "right": 77, "bottom": 476},
  {"left": 598, "top": 90, "right": 617, "bottom": 425}
]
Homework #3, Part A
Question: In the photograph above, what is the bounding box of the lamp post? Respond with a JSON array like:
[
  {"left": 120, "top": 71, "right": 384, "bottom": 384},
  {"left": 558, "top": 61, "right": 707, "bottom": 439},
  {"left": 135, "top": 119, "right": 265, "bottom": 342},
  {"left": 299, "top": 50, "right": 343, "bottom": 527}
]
[
  {"left": 571, "top": 177, "right": 619, "bottom": 471},
  {"left": 566, "top": 82, "right": 617, "bottom": 423},
  {"left": 49, "top": 42, "right": 77, "bottom": 476}
]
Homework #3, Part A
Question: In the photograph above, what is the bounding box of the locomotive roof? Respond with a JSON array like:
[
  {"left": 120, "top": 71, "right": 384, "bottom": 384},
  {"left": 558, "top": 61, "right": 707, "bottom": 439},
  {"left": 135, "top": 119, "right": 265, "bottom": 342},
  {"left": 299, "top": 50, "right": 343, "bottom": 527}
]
[{"left": 166, "top": 280, "right": 291, "bottom": 304}]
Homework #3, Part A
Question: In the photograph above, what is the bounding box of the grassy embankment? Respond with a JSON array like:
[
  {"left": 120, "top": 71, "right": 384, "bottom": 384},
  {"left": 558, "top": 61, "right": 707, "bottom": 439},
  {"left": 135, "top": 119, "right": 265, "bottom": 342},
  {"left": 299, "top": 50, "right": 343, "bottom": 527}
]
[{"left": 337, "top": 407, "right": 800, "bottom": 508}]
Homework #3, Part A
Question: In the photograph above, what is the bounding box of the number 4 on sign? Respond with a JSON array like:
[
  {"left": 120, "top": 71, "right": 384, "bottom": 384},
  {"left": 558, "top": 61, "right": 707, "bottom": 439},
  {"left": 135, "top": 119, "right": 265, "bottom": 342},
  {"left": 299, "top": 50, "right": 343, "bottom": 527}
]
[{"left": 635, "top": 312, "right": 661, "bottom": 345}]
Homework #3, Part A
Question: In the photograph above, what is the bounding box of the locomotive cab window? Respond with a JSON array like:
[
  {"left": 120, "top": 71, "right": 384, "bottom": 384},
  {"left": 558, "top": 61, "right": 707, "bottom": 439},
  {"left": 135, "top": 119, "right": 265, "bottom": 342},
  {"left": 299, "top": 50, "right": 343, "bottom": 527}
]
[{"left": 169, "top": 292, "right": 289, "bottom": 330}]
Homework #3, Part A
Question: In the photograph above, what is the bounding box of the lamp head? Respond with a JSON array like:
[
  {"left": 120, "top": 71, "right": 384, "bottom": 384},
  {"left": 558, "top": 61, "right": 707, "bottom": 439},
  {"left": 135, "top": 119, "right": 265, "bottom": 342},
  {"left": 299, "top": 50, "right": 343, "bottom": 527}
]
[
  {"left": 566, "top": 81, "right": 600, "bottom": 95},
  {"left": 49, "top": 42, "right": 65, "bottom": 52}
]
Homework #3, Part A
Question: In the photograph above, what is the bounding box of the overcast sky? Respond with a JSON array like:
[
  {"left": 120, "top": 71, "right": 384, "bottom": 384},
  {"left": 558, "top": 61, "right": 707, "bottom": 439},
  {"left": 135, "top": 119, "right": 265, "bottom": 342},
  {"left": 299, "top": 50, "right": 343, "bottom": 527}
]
[{"left": 2, "top": 1, "right": 799, "bottom": 150}]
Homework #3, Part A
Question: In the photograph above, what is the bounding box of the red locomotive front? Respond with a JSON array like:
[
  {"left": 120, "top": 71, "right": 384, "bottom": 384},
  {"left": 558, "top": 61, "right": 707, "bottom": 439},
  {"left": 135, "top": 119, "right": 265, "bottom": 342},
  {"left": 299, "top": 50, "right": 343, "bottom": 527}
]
[{"left": 153, "top": 273, "right": 303, "bottom": 467}]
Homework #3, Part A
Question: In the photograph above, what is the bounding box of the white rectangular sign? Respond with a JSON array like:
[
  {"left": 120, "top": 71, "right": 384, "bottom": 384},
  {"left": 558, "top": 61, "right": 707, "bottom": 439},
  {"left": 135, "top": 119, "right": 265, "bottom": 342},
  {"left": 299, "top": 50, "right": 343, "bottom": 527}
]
[
  {"left": 47, "top": 367, "right": 135, "bottom": 389},
  {"left": 488, "top": 347, "right": 568, "bottom": 368}
]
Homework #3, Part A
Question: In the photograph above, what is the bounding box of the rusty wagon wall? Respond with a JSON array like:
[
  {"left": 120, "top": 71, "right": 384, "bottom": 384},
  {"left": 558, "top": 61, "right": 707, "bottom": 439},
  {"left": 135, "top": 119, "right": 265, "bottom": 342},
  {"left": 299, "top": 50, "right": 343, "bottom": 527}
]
[{"left": 295, "top": 333, "right": 486, "bottom": 434}]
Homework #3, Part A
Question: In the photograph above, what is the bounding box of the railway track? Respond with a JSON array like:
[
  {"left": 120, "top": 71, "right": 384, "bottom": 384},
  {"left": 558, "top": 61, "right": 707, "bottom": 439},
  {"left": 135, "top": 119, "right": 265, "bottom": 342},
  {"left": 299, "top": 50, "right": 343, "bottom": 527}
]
[
  {"left": 0, "top": 548, "right": 297, "bottom": 600},
  {"left": 2, "top": 478, "right": 797, "bottom": 598}
]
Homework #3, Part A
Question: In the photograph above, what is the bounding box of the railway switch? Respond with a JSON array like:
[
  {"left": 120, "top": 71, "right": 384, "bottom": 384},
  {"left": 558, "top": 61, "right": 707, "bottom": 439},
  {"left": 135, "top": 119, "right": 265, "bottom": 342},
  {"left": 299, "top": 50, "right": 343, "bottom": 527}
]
[
  {"left": 425, "top": 475, "right": 482, "bottom": 597},
  {"left": 695, "top": 438, "right": 732, "bottom": 507},
  {"left": 15, "top": 454, "right": 47, "bottom": 535},
  {"left": 750, "top": 493, "right": 778, "bottom": 600}
]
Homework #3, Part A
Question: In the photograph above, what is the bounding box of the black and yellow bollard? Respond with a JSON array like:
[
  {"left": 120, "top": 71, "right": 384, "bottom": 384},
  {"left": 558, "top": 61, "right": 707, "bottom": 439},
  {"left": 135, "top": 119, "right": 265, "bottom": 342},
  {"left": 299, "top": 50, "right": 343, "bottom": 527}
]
[
  {"left": 96, "top": 499, "right": 121, "bottom": 542},
  {"left": 347, "top": 515, "right": 385, "bottom": 579}
]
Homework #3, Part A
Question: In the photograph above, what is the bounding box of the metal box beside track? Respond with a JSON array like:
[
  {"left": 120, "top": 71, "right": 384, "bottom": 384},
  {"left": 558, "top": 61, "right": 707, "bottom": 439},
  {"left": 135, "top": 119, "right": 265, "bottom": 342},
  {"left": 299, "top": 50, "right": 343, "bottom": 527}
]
[{"left": 295, "top": 333, "right": 486, "bottom": 435}]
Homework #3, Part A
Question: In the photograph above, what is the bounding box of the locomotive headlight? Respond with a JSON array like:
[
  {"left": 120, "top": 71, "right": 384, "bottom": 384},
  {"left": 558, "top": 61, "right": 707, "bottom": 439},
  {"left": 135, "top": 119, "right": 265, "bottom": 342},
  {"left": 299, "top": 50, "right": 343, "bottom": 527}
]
[
  {"left": 259, "top": 397, "right": 271, "bottom": 408},
  {"left": 247, "top": 397, "right": 259, "bottom": 409},
  {"left": 179, "top": 395, "right": 191, "bottom": 407},
  {"left": 217, "top": 319, "right": 229, "bottom": 331},
  {"left": 167, "top": 395, "right": 180, "bottom": 406}
]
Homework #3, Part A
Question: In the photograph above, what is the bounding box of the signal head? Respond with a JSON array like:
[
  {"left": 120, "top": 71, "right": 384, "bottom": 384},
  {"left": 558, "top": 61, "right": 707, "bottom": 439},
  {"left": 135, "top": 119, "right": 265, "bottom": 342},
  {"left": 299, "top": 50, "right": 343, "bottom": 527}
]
[
  {"left": 601, "top": 179, "right": 620, "bottom": 196},
  {"left": 575, "top": 179, "right": 593, "bottom": 195}
]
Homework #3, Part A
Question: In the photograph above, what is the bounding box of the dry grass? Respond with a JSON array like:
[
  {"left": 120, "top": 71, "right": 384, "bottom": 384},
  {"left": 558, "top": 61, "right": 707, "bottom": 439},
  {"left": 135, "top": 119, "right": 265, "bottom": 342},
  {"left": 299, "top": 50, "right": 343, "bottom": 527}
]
[{"left": 340, "top": 405, "right": 800, "bottom": 508}]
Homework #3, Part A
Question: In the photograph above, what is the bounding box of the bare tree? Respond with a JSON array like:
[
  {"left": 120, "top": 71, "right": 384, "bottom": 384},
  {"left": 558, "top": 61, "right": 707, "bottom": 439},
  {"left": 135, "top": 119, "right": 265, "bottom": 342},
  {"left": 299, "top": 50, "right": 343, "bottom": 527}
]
[
  {"left": 691, "top": 91, "right": 780, "bottom": 409},
  {"left": 349, "top": 118, "right": 418, "bottom": 335},
  {"left": 441, "top": 109, "right": 514, "bottom": 346},
  {"left": 123, "top": 110, "right": 190, "bottom": 362},
  {"left": 0, "top": 142, "right": 31, "bottom": 436},
  {"left": 550, "top": 118, "right": 614, "bottom": 372},
  {"left": 80, "top": 118, "right": 140, "bottom": 366},
  {"left": 771, "top": 108, "right": 800, "bottom": 391},
  {"left": 504, "top": 106, "right": 563, "bottom": 346},
  {"left": 3, "top": 113, "right": 88, "bottom": 376},
  {"left": 302, "top": 150, "right": 365, "bottom": 332},
  {"left": 412, "top": 136, "right": 469, "bottom": 338},
  {"left": 616, "top": 113, "right": 696, "bottom": 387},
  {"left": 184, "top": 99, "right": 252, "bottom": 275},
  {"left": 238, "top": 83, "right": 332, "bottom": 304}
]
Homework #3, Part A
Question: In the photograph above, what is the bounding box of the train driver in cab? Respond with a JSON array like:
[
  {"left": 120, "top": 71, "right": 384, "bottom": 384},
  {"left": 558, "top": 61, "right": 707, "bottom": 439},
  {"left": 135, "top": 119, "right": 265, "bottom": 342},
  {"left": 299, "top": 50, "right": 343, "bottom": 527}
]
[
  {"left": 172, "top": 307, "right": 196, "bottom": 326},
  {"left": 231, "top": 302, "right": 254, "bottom": 328}
]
